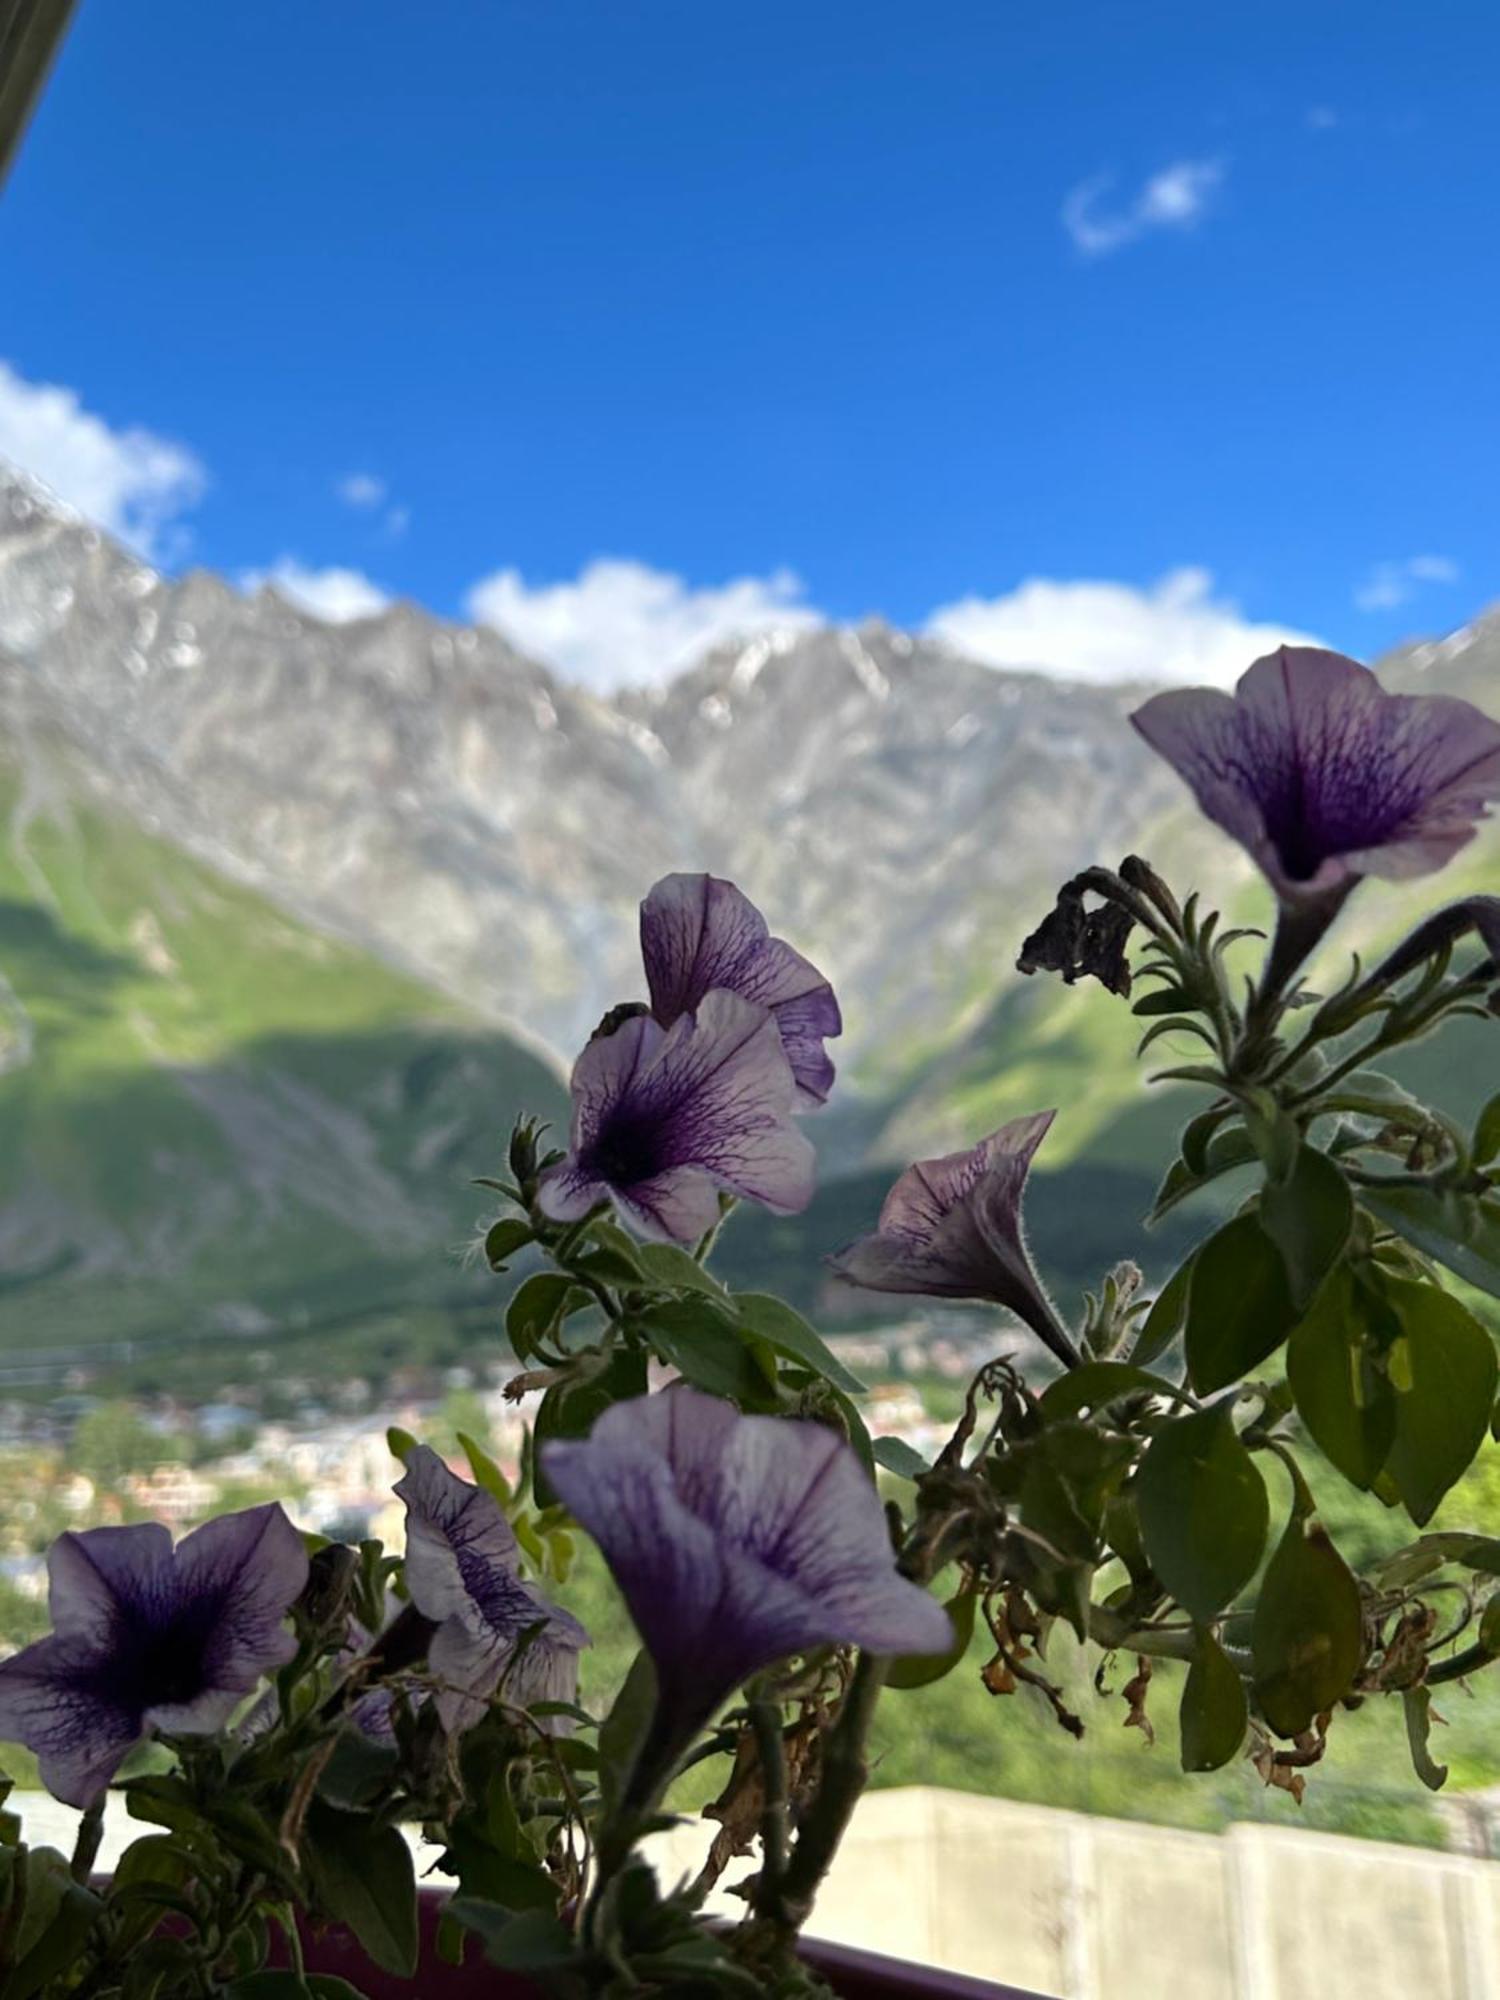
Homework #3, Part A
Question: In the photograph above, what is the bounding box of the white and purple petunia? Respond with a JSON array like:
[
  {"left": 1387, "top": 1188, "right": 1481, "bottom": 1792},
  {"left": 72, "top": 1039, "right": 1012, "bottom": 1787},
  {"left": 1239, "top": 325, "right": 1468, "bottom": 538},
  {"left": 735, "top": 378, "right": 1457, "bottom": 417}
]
[
  {"left": 542, "top": 1388, "right": 950, "bottom": 1748},
  {"left": 0, "top": 1505, "right": 308, "bottom": 1809},
  {"left": 826, "top": 1112, "right": 1074, "bottom": 1365},
  {"left": 1132, "top": 646, "right": 1500, "bottom": 906},
  {"left": 537, "top": 986, "right": 816, "bottom": 1242},
  {"left": 395, "top": 1445, "right": 587, "bottom": 1733},
  {"left": 640, "top": 873, "right": 842, "bottom": 1106}
]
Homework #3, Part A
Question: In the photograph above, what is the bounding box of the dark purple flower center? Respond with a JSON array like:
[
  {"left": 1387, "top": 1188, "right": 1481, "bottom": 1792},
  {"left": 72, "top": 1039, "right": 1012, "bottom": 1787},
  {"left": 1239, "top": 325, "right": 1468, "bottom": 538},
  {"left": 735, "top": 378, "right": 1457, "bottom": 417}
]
[
  {"left": 70, "top": 1590, "right": 227, "bottom": 1717},
  {"left": 452, "top": 1539, "right": 542, "bottom": 1639},
  {"left": 580, "top": 1106, "right": 668, "bottom": 1190},
  {"left": 1223, "top": 720, "right": 1434, "bottom": 881}
]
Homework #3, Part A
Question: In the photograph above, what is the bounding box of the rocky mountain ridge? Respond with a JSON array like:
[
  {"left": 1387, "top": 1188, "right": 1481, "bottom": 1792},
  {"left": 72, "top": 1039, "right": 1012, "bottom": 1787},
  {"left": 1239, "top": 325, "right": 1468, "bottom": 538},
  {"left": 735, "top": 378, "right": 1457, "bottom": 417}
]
[{"left": 0, "top": 468, "right": 1219, "bottom": 1087}]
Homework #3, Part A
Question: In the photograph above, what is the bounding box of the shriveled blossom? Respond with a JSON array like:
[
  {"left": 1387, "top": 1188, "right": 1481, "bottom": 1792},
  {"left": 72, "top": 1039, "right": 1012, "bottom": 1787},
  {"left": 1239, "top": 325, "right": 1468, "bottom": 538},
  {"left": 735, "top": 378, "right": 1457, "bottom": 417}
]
[
  {"left": 537, "top": 987, "right": 815, "bottom": 1242},
  {"left": 0, "top": 1506, "right": 307, "bottom": 1808},
  {"left": 395, "top": 1445, "right": 587, "bottom": 1733},
  {"left": 542, "top": 1389, "right": 950, "bottom": 1768},
  {"left": 827, "top": 1111, "right": 1076, "bottom": 1366},
  {"left": 1132, "top": 645, "right": 1500, "bottom": 906},
  {"left": 640, "top": 873, "right": 842, "bottom": 1105}
]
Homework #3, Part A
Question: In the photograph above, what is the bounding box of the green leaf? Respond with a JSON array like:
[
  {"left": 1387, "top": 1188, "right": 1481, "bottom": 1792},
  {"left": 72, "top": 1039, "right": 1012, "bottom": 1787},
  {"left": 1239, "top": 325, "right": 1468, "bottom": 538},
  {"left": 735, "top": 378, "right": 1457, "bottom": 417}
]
[
  {"left": 598, "top": 1648, "right": 658, "bottom": 1817},
  {"left": 1474, "top": 1093, "right": 1500, "bottom": 1169},
  {"left": 5, "top": 1878, "right": 102, "bottom": 2000},
  {"left": 1133, "top": 985, "right": 1194, "bottom": 1016},
  {"left": 1039, "top": 1360, "right": 1180, "bottom": 1420},
  {"left": 1402, "top": 1684, "right": 1449, "bottom": 1791},
  {"left": 886, "top": 1591, "right": 975, "bottom": 1690},
  {"left": 506, "top": 1273, "right": 584, "bottom": 1362},
  {"left": 449, "top": 1901, "right": 579, "bottom": 1975},
  {"left": 1243, "top": 1096, "right": 1302, "bottom": 1182},
  {"left": 1365, "top": 1185, "right": 1500, "bottom": 1302},
  {"left": 1129, "top": 1257, "right": 1194, "bottom": 1367},
  {"left": 1251, "top": 1517, "right": 1364, "bottom": 1738},
  {"left": 303, "top": 1802, "right": 418, "bottom": 1977},
  {"left": 636, "top": 1299, "right": 777, "bottom": 1407},
  {"left": 570, "top": 1244, "right": 645, "bottom": 1286},
  {"left": 1379, "top": 1276, "right": 1499, "bottom": 1525},
  {"left": 1258, "top": 1146, "right": 1353, "bottom": 1308},
  {"left": 484, "top": 1218, "right": 534, "bottom": 1271},
  {"left": 1375, "top": 1532, "right": 1500, "bottom": 1587},
  {"left": 731, "top": 1293, "right": 866, "bottom": 1396},
  {"left": 1135, "top": 1402, "right": 1268, "bottom": 1621},
  {"left": 531, "top": 1348, "right": 648, "bottom": 1507},
  {"left": 1184, "top": 1212, "right": 1298, "bottom": 1394},
  {"left": 872, "top": 1436, "right": 929, "bottom": 1481},
  {"left": 635, "top": 1243, "right": 728, "bottom": 1295},
  {"left": 1286, "top": 1265, "right": 1396, "bottom": 1489},
  {"left": 1180, "top": 1106, "right": 1234, "bottom": 1177},
  {"left": 1150, "top": 1127, "right": 1260, "bottom": 1222},
  {"left": 458, "top": 1431, "right": 511, "bottom": 1507},
  {"left": 1180, "top": 1625, "right": 1248, "bottom": 1772},
  {"left": 384, "top": 1425, "right": 416, "bottom": 1465}
]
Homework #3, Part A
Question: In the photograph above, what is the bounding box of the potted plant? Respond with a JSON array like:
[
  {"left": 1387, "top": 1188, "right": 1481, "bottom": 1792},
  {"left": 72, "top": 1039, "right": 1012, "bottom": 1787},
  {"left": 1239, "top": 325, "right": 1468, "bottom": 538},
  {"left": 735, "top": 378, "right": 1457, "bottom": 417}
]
[{"left": 1, "top": 644, "right": 1499, "bottom": 1997}]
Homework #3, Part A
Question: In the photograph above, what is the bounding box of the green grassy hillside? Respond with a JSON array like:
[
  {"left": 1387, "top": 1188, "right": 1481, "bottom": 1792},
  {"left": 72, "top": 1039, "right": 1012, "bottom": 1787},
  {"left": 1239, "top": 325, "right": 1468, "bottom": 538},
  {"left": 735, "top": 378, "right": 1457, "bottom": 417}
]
[{"left": 0, "top": 737, "right": 565, "bottom": 1383}]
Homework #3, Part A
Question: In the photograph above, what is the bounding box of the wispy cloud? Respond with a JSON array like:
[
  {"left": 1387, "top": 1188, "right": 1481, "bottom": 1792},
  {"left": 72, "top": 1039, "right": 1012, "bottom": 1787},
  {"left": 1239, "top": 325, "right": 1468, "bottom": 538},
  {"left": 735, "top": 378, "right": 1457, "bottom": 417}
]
[
  {"left": 1305, "top": 106, "right": 1339, "bottom": 132},
  {"left": 1354, "top": 554, "right": 1460, "bottom": 613},
  {"left": 336, "top": 471, "right": 387, "bottom": 509},
  {"left": 0, "top": 360, "right": 205, "bottom": 559},
  {"left": 1062, "top": 158, "right": 1225, "bottom": 257},
  {"left": 926, "top": 568, "right": 1318, "bottom": 688},
  {"left": 337, "top": 471, "right": 409, "bottom": 540},
  {"left": 241, "top": 557, "right": 391, "bottom": 623},
  {"left": 466, "top": 558, "right": 821, "bottom": 692}
]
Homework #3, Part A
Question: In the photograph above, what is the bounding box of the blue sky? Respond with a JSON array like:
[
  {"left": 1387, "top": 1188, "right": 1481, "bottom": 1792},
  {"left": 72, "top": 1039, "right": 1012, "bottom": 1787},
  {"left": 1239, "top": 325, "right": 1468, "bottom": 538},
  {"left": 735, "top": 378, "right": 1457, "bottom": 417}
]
[{"left": 1, "top": 0, "right": 1496, "bottom": 690}]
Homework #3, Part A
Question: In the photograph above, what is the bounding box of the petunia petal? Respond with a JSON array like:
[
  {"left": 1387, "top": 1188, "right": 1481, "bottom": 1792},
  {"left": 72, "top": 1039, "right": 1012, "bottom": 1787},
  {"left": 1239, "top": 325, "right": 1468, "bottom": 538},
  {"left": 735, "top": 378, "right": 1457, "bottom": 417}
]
[
  {"left": 831, "top": 1114, "right": 1056, "bottom": 1304},
  {"left": 430, "top": 1615, "right": 587, "bottom": 1735},
  {"left": 634, "top": 989, "right": 815, "bottom": 1212},
  {"left": 0, "top": 1637, "right": 143, "bottom": 1809},
  {"left": 173, "top": 1504, "right": 309, "bottom": 1693},
  {"left": 641, "top": 874, "right": 842, "bottom": 1104},
  {"left": 47, "top": 1523, "right": 173, "bottom": 1647},
  {"left": 543, "top": 1388, "right": 949, "bottom": 1731},
  {"left": 1134, "top": 646, "right": 1500, "bottom": 903},
  {"left": 539, "top": 990, "right": 816, "bottom": 1243},
  {"left": 395, "top": 1446, "right": 530, "bottom": 1636}
]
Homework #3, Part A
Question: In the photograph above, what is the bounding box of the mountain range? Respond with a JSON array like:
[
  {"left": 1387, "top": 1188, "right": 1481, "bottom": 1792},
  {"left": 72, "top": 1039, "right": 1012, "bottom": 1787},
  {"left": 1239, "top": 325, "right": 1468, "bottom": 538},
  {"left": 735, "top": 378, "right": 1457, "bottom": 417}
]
[{"left": 1, "top": 462, "right": 1496, "bottom": 1384}]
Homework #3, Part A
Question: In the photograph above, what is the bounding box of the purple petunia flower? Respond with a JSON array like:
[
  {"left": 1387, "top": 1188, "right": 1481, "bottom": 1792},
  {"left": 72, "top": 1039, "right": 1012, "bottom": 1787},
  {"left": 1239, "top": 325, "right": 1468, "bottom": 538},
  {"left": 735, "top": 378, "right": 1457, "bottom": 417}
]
[
  {"left": 542, "top": 1389, "right": 950, "bottom": 1769},
  {"left": 640, "top": 873, "right": 842, "bottom": 1106},
  {"left": 395, "top": 1446, "right": 587, "bottom": 1733},
  {"left": 826, "top": 1112, "right": 1076, "bottom": 1366},
  {"left": 537, "top": 987, "right": 816, "bottom": 1242},
  {"left": 0, "top": 1505, "right": 308, "bottom": 1808},
  {"left": 1131, "top": 646, "right": 1500, "bottom": 905}
]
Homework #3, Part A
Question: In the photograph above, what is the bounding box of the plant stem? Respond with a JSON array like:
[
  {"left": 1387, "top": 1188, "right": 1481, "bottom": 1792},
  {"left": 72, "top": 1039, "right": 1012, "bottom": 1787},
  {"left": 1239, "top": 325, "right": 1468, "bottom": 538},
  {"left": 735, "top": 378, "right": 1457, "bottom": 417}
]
[
  {"left": 747, "top": 1695, "right": 791, "bottom": 1921},
  {"left": 70, "top": 1799, "right": 104, "bottom": 1883},
  {"left": 777, "top": 1653, "right": 888, "bottom": 1930},
  {"left": 1428, "top": 1641, "right": 1500, "bottom": 1686}
]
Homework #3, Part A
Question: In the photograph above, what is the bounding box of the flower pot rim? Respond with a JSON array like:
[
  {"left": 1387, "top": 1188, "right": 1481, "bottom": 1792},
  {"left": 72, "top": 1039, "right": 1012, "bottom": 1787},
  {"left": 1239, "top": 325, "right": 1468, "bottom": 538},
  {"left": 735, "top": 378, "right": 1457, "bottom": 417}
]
[{"left": 279, "top": 1886, "right": 1047, "bottom": 1999}]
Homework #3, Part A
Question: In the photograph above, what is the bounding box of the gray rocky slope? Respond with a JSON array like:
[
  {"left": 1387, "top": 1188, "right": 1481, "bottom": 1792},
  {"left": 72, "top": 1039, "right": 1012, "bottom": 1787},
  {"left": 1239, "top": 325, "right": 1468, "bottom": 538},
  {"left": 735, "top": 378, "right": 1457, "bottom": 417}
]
[{"left": 1, "top": 464, "right": 1496, "bottom": 1097}]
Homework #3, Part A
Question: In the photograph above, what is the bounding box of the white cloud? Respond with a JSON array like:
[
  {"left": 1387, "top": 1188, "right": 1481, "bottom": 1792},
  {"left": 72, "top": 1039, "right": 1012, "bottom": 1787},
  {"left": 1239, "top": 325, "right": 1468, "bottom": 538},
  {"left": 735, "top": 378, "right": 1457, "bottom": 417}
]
[
  {"left": 1354, "top": 555, "right": 1460, "bottom": 613},
  {"left": 466, "top": 558, "right": 822, "bottom": 691},
  {"left": 336, "top": 472, "right": 387, "bottom": 509},
  {"left": 0, "top": 359, "right": 205, "bottom": 557},
  {"left": 241, "top": 558, "right": 391, "bottom": 623},
  {"left": 1062, "top": 158, "right": 1224, "bottom": 257},
  {"left": 925, "top": 568, "right": 1318, "bottom": 688},
  {"left": 1305, "top": 106, "right": 1339, "bottom": 132},
  {"left": 384, "top": 504, "right": 411, "bottom": 540}
]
